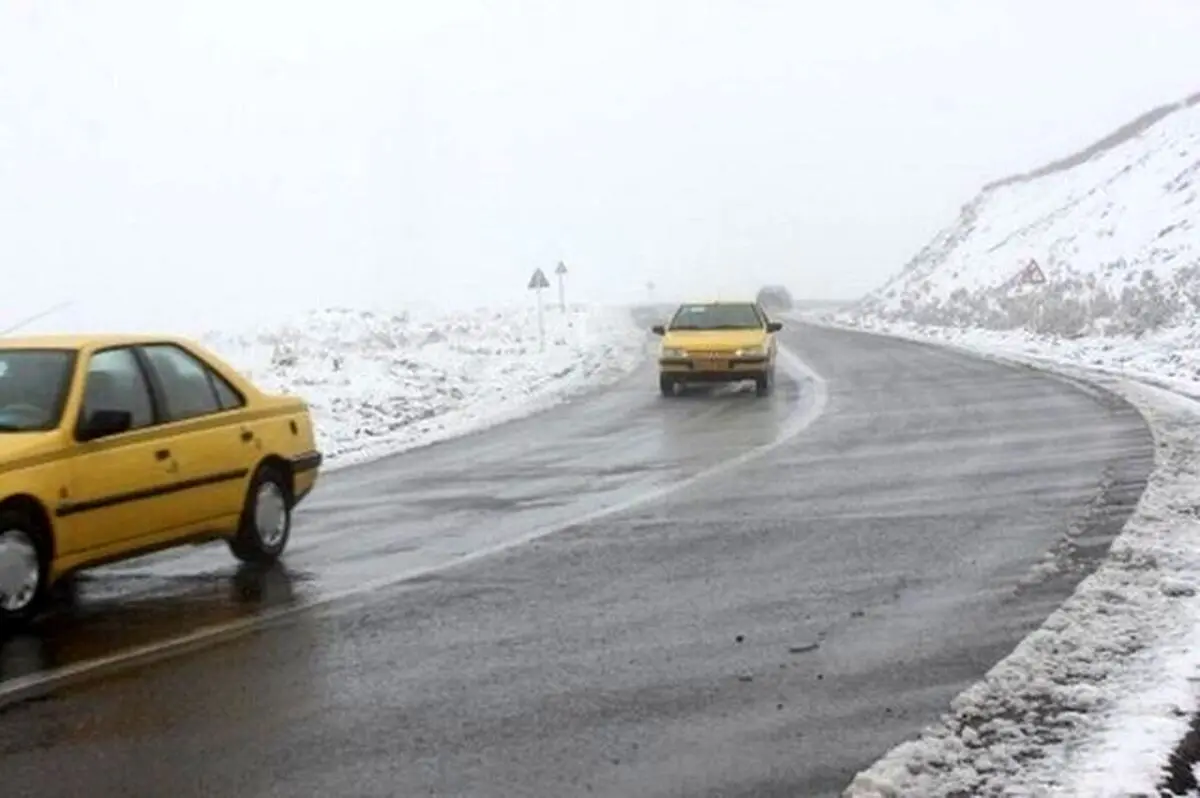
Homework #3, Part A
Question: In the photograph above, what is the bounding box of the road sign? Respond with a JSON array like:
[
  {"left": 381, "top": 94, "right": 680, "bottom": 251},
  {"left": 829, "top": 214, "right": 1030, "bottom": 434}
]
[
  {"left": 528, "top": 268, "right": 550, "bottom": 351},
  {"left": 555, "top": 261, "right": 568, "bottom": 276},
  {"left": 1018, "top": 259, "right": 1046, "bottom": 285}
]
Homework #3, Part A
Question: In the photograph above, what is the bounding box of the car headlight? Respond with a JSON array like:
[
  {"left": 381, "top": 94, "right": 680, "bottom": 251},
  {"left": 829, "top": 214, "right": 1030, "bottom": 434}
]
[
  {"left": 661, "top": 347, "right": 687, "bottom": 358},
  {"left": 736, "top": 346, "right": 766, "bottom": 357}
]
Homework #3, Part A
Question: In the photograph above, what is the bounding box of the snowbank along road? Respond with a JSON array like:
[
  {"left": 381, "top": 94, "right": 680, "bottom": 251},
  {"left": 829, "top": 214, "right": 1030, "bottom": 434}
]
[{"left": 0, "top": 317, "right": 1153, "bottom": 797}]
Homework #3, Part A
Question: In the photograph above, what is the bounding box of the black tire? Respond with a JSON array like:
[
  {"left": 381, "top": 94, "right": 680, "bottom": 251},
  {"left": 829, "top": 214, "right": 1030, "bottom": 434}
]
[
  {"left": 659, "top": 374, "right": 676, "bottom": 397},
  {"left": 755, "top": 373, "right": 772, "bottom": 397},
  {"left": 0, "top": 509, "right": 50, "bottom": 632},
  {"left": 229, "top": 464, "right": 293, "bottom": 564}
]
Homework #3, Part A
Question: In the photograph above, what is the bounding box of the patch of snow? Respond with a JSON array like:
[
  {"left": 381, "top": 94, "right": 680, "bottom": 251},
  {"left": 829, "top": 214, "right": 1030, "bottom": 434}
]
[
  {"left": 826, "top": 313, "right": 1200, "bottom": 402},
  {"left": 201, "top": 303, "right": 647, "bottom": 469}
]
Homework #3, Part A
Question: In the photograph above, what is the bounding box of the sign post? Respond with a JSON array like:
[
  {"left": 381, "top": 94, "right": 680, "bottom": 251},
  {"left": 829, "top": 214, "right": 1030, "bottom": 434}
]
[
  {"left": 1012, "top": 259, "right": 1047, "bottom": 331},
  {"left": 528, "top": 267, "right": 551, "bottom": 352},
  {"left": 555, "top": 261, "right": 568, "bottom": 312}
]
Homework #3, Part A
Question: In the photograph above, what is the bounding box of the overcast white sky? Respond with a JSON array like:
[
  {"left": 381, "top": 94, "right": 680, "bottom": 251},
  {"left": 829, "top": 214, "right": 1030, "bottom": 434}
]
[{"left": 2, "top": 0, "right": 1199, "bottom": 332}]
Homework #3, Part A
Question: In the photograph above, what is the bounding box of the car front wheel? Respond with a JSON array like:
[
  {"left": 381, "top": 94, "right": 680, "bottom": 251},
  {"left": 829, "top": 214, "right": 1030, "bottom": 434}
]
[
  {"left": 230, "top": 464, "right": 293, "bottom": 564},
  {"left": 0, "top": 511, "right": 48, "bottom": 631}
]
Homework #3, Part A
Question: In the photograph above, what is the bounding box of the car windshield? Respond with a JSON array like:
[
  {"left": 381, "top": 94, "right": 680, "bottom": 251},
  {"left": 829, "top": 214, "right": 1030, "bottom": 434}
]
[
  {"left": 669, "top": 303, "right": 764, "bottom": 330},
  {"left": 0, "top": 349, "right": 77, "bottom": 432}
]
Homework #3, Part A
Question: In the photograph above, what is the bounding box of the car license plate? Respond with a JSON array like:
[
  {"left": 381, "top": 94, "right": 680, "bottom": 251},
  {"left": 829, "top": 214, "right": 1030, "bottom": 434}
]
[{"left": 694, "top": 357, "right": 726, "bottom": 370}]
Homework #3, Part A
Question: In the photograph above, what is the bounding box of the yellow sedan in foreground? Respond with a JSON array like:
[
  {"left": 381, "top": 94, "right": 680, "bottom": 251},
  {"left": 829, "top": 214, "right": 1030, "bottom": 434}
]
[
  {"left": 0, "top": 333, "right": 322, "bottom": 628},
  {"left": 652, "top": 300, "right": 783, "bottom": 397}
]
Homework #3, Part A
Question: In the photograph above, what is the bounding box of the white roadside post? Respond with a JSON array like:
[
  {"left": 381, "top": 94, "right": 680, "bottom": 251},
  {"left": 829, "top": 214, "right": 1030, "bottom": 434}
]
[
  {"left": 555, "top": 260, "right": 568, "bottom": 312},
  {"left": 528, "top": 266, "right": 551, "bottom": 352}
]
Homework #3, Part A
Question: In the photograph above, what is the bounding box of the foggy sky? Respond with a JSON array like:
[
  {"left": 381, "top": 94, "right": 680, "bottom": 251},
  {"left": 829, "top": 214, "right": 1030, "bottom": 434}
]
[{"left": 2, "top": 1, "right": 1199, "bottom": 333}]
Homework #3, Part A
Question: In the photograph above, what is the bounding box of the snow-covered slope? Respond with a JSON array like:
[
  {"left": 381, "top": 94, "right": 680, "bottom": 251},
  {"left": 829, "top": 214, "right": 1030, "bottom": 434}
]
[
  {"left": 853, "top": 91, "right": 1200, "bottom": 338},
  {"left": 827, "top": 92, "right": 1200, "bottom": 797},
  {"left": 201, "top": 303, "right": 647, "bottom": 468}
]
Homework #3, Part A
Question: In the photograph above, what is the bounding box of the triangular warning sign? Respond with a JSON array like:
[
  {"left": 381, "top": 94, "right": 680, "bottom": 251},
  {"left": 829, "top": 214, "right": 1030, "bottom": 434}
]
[
  {"left": 555, "top": 261, "right": 568, "bottom": 275},
  {"left": 1019, "top": 259, "right": 1046, "bottom": 285},
  {"left": 528, "top": 268, "right": 551, "bottom": 290}
]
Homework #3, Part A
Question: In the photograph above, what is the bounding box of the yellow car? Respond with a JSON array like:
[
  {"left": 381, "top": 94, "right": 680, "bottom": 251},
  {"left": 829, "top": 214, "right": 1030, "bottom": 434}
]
[
  {"left": 652, "top": 300, "right": 783, "bottom": 397},
  {"left": 0, "top": 333, "right": 322, "bottom": 627}
]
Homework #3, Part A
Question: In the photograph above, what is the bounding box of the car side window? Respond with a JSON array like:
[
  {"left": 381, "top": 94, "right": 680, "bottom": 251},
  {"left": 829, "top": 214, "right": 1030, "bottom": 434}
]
[
  {"left": 210, "top": 371, "right": 244, "bottom": 411},
  {"left": 140, "top": 344, "right": 234, "bottom": 422},
  {"left": 81, "top": 348, "right": 156, "bottom": 430}
]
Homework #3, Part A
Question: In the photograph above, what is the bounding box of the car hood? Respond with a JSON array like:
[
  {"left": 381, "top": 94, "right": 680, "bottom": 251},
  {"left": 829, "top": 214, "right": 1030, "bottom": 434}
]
[
  {"left": 662, "top": 329, "right": 768, "bottom": 352},
  {"left": 0, "top": 431, "right": 64, "bottom": 467}
]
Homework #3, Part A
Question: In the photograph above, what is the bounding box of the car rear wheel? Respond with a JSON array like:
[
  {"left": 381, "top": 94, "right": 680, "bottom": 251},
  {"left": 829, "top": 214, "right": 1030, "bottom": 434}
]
[
  {"left": 659, "top": 374, "right": 676, "bottom": 397},
  {"left": 230, "top": 464, "right": 293, "bottom": 564},
  {"left": 0, "top": 511, "right": 48, "bottom": 630}
]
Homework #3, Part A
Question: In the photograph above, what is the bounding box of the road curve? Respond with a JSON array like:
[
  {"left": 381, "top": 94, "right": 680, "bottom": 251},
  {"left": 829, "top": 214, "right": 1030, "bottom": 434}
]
[{"left": 0, "top": 321, "right": 1153, "bottom": 797}]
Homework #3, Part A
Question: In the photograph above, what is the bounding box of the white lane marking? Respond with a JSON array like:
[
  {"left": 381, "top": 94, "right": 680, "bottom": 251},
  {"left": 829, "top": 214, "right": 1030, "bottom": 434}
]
[{"left": 0, "top": 347, "right": 829, "bottom": 706}]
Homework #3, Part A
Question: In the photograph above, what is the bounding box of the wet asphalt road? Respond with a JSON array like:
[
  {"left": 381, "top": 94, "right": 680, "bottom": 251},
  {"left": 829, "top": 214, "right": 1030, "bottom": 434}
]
[{"left": 0, "top": 321, "right": 1154, "bottom": 797}]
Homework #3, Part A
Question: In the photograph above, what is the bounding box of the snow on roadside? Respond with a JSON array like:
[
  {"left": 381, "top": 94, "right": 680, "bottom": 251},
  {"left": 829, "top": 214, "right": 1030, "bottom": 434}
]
[
  {"left": 836, "top": 314, "right": 1200, "bottom": 401},
  {"left": 201, "top": 303, "right": 647, "bottom": 469},
  {"left": 800, "top": 312, "right": 1200, "bottom": 798}
]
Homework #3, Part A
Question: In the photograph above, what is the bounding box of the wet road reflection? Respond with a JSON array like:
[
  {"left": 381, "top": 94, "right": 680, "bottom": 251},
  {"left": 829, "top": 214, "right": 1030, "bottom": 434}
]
[
  {"left": 0, "top": 564, "right": 306, "bottom": 683},
  {"left": 0, "top": 566, "right": 323, "bottom": 798}
]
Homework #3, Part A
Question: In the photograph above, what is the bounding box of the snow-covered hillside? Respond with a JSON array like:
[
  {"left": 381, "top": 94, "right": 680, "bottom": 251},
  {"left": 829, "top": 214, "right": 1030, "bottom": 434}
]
[
  {"left": 201, "top": 304, "right": 647, "bottom": 468},
  {"left": 827, "top": 92, "right": 1200, "bottom": 797},
  {"left": 853, "top": 92, "right": 1200, "bottom": 338}
]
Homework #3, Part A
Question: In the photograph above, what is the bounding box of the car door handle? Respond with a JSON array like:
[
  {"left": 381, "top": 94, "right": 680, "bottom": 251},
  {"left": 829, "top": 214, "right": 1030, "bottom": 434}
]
[
  {"left": 240, "top": 429, "right": 254, "bottom": 443},
  {"left": 154, "top": 449, "right": 171, "bottom": 461}
]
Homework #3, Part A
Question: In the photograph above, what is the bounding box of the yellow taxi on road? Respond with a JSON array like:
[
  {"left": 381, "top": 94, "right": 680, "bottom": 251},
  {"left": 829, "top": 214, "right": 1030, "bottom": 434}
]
[
  {"left": 0, "top": 334, "right": 322, "bottom": 628},
  {"left": 651, "top": 300, "right": 783, "bottom": 397}
]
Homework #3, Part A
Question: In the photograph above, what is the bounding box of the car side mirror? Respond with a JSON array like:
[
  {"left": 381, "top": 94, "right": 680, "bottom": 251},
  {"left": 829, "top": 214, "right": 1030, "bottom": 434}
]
[
  {"left": 766, "top": 321, "right": 783, "bottom": 332},
  {"left": 651, "top": 324, "right": 666, "bottom": 336},
  {"left": 77, "top": 409, "right": 133, "bottom": 442}
]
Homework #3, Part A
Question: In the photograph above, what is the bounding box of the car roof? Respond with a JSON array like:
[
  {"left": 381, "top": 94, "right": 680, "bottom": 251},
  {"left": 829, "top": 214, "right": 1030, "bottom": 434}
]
[
  {"left": 0, "top": 332, "right": 198, "bottom": 351},
  {"left": 676, "top": 299, "right": 758, "bottom": 306}
]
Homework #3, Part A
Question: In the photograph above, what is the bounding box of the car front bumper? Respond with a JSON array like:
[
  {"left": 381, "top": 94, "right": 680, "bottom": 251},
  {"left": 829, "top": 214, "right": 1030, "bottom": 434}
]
[{"left": 659, "top": 356, "right": 770, "bottom": 382}]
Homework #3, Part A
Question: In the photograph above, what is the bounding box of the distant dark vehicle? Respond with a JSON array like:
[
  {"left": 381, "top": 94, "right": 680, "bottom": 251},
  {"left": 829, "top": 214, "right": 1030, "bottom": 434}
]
[{"left": 755, "top": 285, "right": 793, "bottom": 312}]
